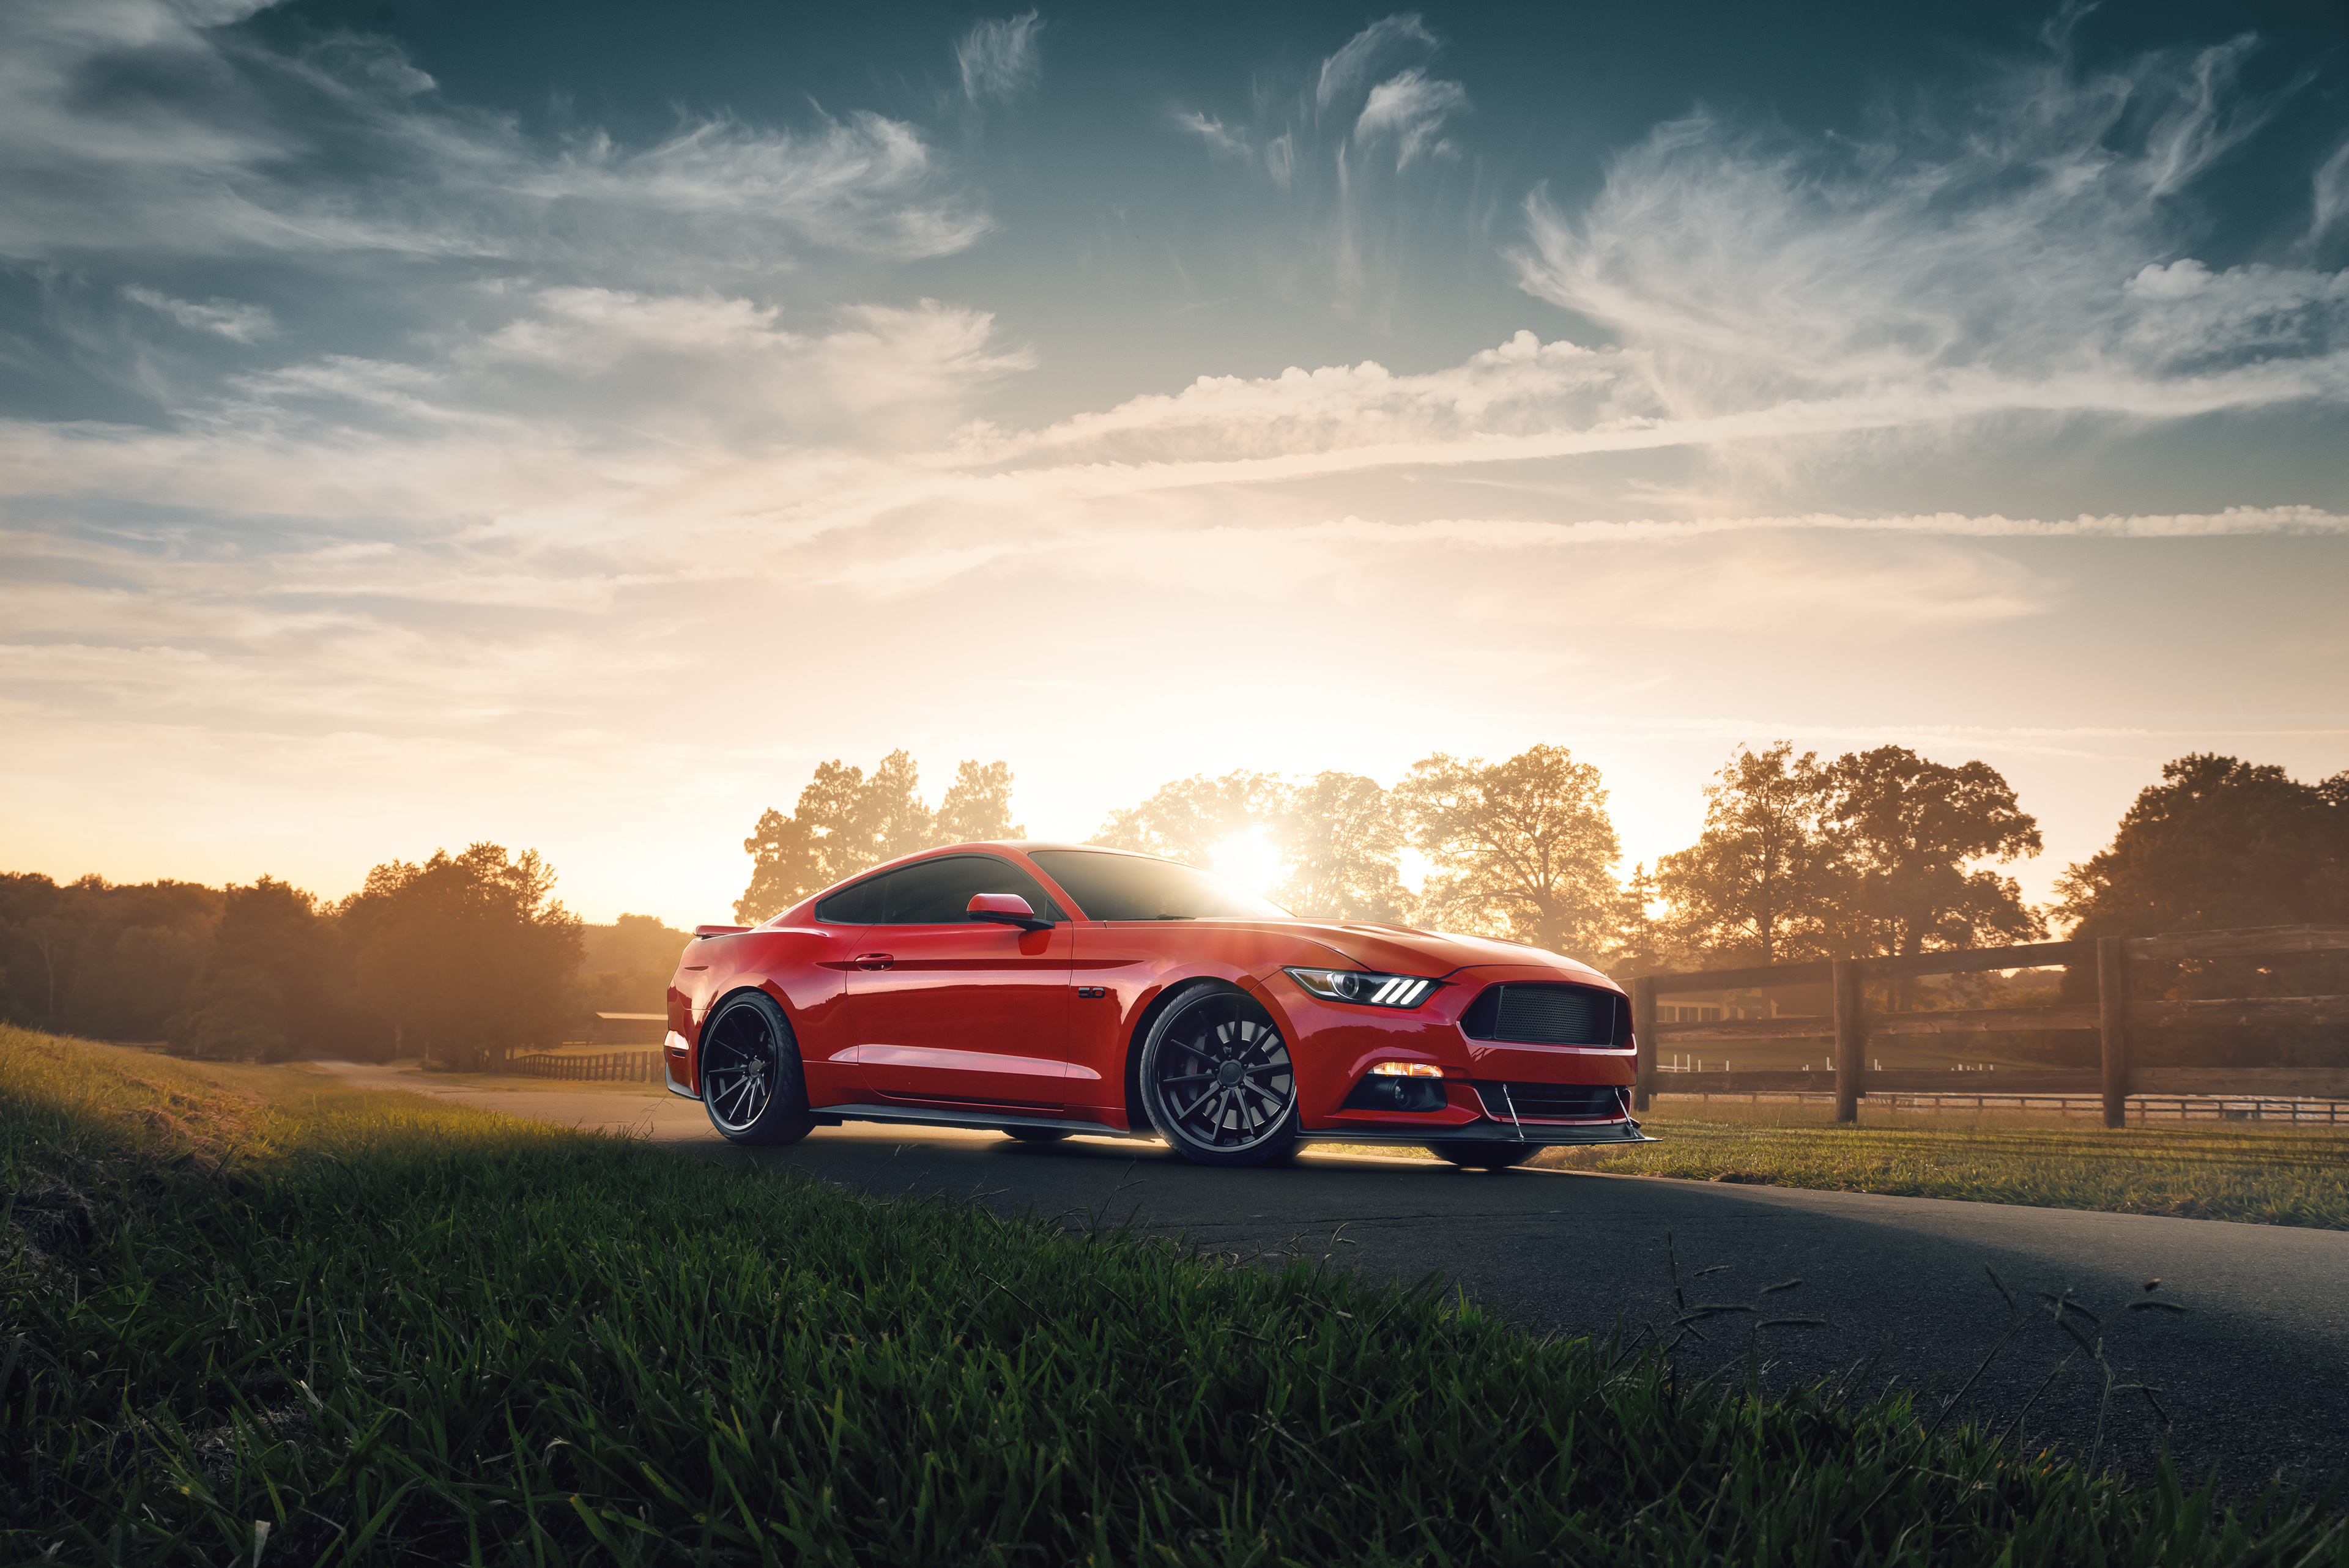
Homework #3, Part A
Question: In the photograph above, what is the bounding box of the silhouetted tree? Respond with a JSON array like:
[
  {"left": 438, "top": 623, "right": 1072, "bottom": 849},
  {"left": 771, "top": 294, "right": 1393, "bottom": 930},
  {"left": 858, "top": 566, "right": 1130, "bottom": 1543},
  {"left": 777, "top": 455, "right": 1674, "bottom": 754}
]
[
  {"left": 170, "top": 876, "right": 357, "bottom": 1062},
  {"left": 1653, "top": 742, "right": 1839, "bottom": 965},
  {"left": 1089, "top": 771, "right": 1286, "bottom": 867},
  {"left": 1820, "top": 745, "right": 2044, "bottom": 958},
  {"left": 2057, "top": 754, "right": 2349, "bottom": 938},
  {"left": 0, "top": 873, "right": 220, "bottom": 1038},
  {"left": 576, "top": 913, "right": 693, "bottom": 1018},
  {"left": 343, "top": 844, "right": 581, "bottom": 1071},
  {"left": 2055, "top": 756, "right": 2348, "bottom": 1060},
  {"left": 935, "top": 760, "right": 1025, "bottom": 843},
  {"left": 1275, "top": 772, "right": 1412, "bottom": 922},
  {"left": 1395, "top": 745, "right": 1634, "bottom": 956},
  {"left": 735, "top": 753, "right": 1024, "bottom": 921}
]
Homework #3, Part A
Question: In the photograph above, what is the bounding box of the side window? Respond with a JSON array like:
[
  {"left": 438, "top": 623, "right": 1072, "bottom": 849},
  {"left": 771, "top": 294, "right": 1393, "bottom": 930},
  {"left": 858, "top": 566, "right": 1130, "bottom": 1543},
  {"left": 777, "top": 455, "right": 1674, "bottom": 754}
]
[
  {"left": 813, "top": 876, "right": 883, "bottom": 925},
  {"left": 874, "top": 856, "right": 1066, "bottom": 925}
]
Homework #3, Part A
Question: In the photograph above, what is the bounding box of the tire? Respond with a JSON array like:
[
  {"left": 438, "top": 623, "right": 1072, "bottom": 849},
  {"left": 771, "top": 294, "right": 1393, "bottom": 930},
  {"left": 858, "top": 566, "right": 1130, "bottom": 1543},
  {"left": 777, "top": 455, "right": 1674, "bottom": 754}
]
[
  {"left": 1002, "top": 1128, "right": 1072, "bottom": 1144},
  {"left": 698, "top": 991, "right": 816, "bottom": 1146},
  {"left": 1430, "top": 1141, "right": 1537, "bottom": 1170},
  {"left": 1138, "top": 983, "right": 1301, "bottom": 1167}
]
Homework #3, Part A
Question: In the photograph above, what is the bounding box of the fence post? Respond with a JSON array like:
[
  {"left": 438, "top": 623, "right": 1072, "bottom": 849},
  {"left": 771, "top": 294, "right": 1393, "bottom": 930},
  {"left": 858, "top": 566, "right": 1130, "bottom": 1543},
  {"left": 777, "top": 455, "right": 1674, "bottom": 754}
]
[
  {"left": 2098, "top": 935, "right": 2129, "bottom": 1130},
  {"left": 1632, "top": 977, "right": 1657, "bottom": 1113},
  {"left": 1833, "top": 959, "right": 1864, "bottom": 1124}
]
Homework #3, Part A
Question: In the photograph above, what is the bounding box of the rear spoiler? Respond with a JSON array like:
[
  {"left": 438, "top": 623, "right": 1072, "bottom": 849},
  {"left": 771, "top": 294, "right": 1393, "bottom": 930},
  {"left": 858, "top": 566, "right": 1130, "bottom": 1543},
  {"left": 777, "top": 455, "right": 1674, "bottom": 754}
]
[{"left": 692, "top": 924, "right": 751, "bottom": 939}]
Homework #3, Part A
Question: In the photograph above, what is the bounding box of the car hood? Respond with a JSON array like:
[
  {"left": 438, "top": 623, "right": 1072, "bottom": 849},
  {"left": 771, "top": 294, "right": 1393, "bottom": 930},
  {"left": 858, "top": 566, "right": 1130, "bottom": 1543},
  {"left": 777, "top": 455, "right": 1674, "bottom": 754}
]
[{"left": 1217, "top": 920, "right": 1619, "bottom": 991}]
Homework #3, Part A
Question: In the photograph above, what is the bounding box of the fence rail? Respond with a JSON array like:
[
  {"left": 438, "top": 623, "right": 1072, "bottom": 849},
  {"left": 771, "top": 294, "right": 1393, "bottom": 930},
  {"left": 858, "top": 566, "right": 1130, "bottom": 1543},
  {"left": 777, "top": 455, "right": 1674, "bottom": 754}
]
[
  {"left": 1650, "top": 1089, "right": 2349, "bottom": 1124},
  {"left": 1629, "top": 923, "right": 2349, "bottom": 1130},
  {"left": 510, "top": 1051, "right": 662, "bottom": 1084}
]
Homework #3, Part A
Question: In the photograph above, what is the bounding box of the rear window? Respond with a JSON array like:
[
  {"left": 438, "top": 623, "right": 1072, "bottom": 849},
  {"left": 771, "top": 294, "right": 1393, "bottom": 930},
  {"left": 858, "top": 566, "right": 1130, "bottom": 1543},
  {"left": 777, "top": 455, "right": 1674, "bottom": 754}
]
[{"left": 1030, "top": 850, "right": 1289, "bottom": 922}]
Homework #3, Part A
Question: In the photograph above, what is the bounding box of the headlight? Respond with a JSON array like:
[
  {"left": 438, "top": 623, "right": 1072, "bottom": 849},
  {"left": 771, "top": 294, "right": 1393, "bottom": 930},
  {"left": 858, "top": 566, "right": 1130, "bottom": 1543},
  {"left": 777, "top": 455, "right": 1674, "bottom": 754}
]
[{"left": 1283, "top": 967, "right": 1440, "bottom": 1008}]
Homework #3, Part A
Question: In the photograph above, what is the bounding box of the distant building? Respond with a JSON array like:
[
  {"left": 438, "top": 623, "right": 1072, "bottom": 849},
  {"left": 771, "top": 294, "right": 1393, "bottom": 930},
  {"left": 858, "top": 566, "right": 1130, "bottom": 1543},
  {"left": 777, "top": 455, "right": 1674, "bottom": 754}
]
[{"left": 589, "top": 1011, "right": 668, "bottom": 1047}]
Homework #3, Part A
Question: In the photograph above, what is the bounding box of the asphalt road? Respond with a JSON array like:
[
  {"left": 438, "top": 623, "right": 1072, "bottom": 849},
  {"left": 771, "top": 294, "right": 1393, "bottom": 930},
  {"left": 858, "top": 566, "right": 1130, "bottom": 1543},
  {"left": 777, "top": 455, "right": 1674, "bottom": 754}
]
[{"left": 331, "top": 1067, "right": 2349, "bottom": 1492}]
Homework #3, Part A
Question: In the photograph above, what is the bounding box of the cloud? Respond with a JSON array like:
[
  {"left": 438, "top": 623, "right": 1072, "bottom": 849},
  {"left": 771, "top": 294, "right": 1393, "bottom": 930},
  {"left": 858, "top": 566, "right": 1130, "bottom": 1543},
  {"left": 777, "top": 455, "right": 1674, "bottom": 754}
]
[
  {"left": 123, "top": 287, "right": 276, "bottom": 342},
  {"left": 1353, "top": 68, "right": 1470, "bottom": 169},
  {"left": 1315, "top": 13, "right": 1438, "bottom": 115},
  {"left": 1169, "top": 12, "right": 1472, "bottom": 317},
  {"left": 1512, "top": 39, "right": 2349, "bottom": 435},
  {"left": 957, "top": 12, "right": 1044, "bottom": 106},
  {"left": 1173, "top": 111, "right": 1250, "bottom": 157},
  {"left": 0, "top": 0, "right": 987, "bottom": 268}
]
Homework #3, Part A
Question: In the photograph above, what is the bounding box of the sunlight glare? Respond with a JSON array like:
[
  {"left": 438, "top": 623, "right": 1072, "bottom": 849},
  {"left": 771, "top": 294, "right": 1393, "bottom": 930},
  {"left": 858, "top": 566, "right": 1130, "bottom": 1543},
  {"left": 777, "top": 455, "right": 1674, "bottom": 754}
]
[{"left": 1210, "top": 827, "right": 1283, "bottom": 899}]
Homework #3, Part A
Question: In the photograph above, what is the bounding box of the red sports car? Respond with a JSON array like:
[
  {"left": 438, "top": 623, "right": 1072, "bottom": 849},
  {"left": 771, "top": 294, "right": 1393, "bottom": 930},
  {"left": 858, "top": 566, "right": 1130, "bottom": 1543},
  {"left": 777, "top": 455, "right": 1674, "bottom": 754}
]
[{"left": 664, "top": 842, "right": 1650, "bottom": 1168}]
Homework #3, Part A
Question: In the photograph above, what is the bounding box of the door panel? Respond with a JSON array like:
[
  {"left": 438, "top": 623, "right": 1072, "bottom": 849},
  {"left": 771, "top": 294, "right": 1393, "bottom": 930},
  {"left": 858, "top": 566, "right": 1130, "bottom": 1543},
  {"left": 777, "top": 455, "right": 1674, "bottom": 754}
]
[{"left": 845, "top": 922, "right": 1075, "bottom": 1106}]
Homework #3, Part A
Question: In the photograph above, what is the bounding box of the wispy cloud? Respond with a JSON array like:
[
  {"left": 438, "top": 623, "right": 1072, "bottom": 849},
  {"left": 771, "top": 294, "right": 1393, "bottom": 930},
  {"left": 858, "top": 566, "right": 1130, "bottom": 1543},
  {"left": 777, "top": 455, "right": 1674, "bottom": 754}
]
[
  {"left": 1512, "top": 35, "right": 2349, "bottom": 445},
  {"left": 1353, "top": 68, "right": 1470, "bottom": 170},
  {"left": 956, "top": 12, "right": 1044, "bottom": 106},
  {"left": 1169, "top": 13, "right": 1475, "bottom": 316},
  {"left": 123, "top": 287, "right": 276, "bottom": 342},
  {"left": 0, "top": 0, "right": 988, "bottom": 268}
]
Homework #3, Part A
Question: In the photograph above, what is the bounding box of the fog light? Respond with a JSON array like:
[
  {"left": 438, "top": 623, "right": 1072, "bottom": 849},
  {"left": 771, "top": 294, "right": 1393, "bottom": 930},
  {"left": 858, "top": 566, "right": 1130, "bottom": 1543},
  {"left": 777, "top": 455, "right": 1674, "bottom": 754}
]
[{"left": 1370, "top": 1060, "right": 1442, "bottom": 1077}]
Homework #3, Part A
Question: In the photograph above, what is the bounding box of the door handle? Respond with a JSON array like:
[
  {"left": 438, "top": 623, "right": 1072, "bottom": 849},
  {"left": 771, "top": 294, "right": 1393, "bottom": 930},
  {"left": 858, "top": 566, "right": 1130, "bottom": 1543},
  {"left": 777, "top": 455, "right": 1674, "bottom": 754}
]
[{"left": 854, "top": 953, "right": 896, "bottom": 970}]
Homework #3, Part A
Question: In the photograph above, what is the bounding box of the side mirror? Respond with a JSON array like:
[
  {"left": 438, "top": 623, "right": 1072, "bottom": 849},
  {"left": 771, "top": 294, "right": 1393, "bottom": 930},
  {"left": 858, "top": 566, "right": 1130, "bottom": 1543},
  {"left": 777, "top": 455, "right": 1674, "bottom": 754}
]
[{"left": 968, "top": 892, "right": 1054, "bottom": 932}]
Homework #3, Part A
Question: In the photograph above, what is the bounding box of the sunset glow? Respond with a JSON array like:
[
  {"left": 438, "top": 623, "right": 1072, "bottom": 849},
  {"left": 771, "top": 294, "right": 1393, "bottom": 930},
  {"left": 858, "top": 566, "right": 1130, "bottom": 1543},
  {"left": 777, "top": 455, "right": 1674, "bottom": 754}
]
[{"left": 1, "top": 1, "right": 2342, "bottom": 925}]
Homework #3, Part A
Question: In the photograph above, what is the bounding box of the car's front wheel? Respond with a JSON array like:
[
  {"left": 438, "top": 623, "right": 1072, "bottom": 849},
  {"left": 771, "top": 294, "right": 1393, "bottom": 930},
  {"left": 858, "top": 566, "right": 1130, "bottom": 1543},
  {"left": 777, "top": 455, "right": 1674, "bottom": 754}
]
[
  {"left": 1430, "top": 1141, "right": 1537, "bottom": 1170},
  {"left": 698, "top": 991, "right": 816, "bottom": 1146},
  {"left": 1138, "top": 983, "right": 1300, "bottom": 1167}
]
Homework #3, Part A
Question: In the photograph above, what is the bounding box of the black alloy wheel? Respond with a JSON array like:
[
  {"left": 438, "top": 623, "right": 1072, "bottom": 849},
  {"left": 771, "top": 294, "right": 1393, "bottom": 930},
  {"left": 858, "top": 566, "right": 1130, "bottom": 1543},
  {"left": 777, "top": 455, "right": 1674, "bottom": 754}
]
[
  {"left": 1139, "top": 983, "right": 1300, "bottom": 1167},
  {"left": 1002, "top": 1127, "right": 1072, "bottom": 1144},
  {"left": 699, "top": 991, "right": 816, "bottom": 1146},
  {"left": 1430, "top": 1141, "right": 1537, "bottom": 1170}
]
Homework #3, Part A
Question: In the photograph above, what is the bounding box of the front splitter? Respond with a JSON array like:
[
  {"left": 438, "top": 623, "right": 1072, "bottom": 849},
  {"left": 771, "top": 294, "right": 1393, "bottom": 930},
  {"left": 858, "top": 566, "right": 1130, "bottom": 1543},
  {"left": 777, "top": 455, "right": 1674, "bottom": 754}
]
[{"left": 1303, "top": 1119, "right": 1653, "bottom": 1147}]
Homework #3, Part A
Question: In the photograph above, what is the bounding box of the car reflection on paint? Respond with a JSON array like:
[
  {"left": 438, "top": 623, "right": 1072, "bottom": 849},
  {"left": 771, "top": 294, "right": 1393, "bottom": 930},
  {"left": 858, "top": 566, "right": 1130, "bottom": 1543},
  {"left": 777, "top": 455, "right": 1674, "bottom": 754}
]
[{"left": 665, "top": 842, "right": 1652, "bottom": 1169}]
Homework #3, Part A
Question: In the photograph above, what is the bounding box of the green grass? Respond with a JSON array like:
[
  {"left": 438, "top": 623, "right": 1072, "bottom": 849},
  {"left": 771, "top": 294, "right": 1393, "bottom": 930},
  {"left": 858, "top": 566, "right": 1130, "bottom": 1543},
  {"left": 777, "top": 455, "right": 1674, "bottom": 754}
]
[
  {"left": 6, "top": 1026, "right": 2348, "bottom": 1566},
  {"left": 1540, "top": 1102, "right": 2349, "bottom": 1227}
]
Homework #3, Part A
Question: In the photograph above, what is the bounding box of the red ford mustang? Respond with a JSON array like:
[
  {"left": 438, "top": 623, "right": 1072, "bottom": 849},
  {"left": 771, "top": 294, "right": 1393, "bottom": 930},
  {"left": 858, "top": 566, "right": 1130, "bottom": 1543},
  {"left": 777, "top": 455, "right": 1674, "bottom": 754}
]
[{"left": 664, "top": 841, "right": 1650, "bottom": 1169}]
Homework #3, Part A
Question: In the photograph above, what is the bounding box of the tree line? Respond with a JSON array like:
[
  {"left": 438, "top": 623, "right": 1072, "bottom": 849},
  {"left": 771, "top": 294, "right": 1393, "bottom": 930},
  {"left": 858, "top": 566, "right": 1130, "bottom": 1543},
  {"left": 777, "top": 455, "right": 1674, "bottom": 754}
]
[
  {"left": 3, "top": 746, "right": 2337, "bottom": 1066},
  {"left": 733, "top": 741, "right": 2060, "bottom": 968},
  {"left": 0, "top": 847, "right": 683, "bottom": 1071}
]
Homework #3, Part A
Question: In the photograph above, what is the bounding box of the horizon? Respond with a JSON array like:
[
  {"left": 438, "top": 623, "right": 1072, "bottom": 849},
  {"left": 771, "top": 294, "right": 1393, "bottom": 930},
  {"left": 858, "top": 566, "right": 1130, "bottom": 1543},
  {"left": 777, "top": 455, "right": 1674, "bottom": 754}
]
[{"left": 4, "top": 0, "right": 2345, "bottom": 928}]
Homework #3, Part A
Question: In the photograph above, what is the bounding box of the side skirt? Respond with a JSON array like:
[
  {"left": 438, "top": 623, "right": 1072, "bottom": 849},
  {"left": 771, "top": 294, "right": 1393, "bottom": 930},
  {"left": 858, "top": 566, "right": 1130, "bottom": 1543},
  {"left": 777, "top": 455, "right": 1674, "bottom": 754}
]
[{"left": 818, "top": 1103, "right": 1152, "bottom": 1141}]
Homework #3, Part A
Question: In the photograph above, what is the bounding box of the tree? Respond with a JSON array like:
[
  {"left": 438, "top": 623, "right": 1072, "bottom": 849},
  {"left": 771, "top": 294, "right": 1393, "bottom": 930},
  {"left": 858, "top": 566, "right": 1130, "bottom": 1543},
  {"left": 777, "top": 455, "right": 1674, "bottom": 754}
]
[
  {"left": 1820, "top": 745, "right": 2044, "bottom": 958},
  {"left": 2054, "top": 756, "right": 2348, "bottom": 1049},
  {"left": 343, "top": 844, "right": 582, "bottom": 1071},
  {"left": 1275, "top": 772, "right": 1412, "bottom": 923},
  {"left": 171, "top": 876, "right": 357, "bottom": 1062},
  {"left": 1089, "top": 771, "right": 1287, "bottom": 867},
  {"left": 735, "top": 753, "right": 1025, "bottom": 922},
  {"left": 2057, "top": 754, "right": 2349, "bottom": 938},
  {"left": 1393, "top": 745, "right": 1634, "bottom": 956},
  {"left": 935, "top": 760, "right": 1024, "bottom": 843},
  {"left": 1653, "top": 742, "right": 1838, "bottom": 965}
]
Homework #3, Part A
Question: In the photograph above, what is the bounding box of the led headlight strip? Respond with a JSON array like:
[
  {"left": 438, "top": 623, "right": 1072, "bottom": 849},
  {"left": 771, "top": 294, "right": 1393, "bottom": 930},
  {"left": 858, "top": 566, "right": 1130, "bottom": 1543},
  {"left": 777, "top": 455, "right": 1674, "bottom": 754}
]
[{"left": 1283, "top": 967, "right": 1439, "bottom": 1008}]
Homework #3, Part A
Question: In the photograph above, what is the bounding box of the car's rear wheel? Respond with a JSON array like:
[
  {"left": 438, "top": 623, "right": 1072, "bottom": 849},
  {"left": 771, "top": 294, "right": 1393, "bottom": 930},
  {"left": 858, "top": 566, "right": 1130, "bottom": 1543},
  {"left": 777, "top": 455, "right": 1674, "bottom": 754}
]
[
  {"left": 699, "top": 991, "right": 815, "bottom": 1146},
  {"left": 1139, "top": 983, "right": 1300, "bottom": 1167},
  {"left": 1430, "top": 1141, "right": 1537, "bottom": 1170},
  {"left": 1002, "top": 1127, "right": 1071, "bottom": 1144}
]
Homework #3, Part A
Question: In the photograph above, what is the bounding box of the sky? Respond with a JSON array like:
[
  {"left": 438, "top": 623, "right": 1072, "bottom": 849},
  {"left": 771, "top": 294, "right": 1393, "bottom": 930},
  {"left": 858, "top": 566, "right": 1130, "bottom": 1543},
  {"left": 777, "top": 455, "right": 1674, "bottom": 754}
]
[{"left": 3, "top": 0, "right": 2346, "bottom": 928}]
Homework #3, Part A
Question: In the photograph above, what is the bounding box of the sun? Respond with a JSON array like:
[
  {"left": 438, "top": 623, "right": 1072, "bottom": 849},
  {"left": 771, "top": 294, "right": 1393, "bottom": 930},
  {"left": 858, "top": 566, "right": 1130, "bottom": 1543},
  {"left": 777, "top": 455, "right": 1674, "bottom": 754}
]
[{"left": 1209, "top": 827, "right": 1283, "bottom": 900}]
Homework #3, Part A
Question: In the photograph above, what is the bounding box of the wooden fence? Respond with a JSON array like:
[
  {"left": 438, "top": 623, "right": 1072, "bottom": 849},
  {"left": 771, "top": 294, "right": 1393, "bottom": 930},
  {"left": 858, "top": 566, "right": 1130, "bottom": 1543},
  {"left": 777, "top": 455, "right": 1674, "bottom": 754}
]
[
  {"left": 510, "top": 1051, "right": 663, "bottom": 1084},
  {"left": 1630, "top": 923, "right": 2349, "bottom": 1128},
  {"left": 1650, "top": 1089, "right": 2349, "bottom": 1123}
]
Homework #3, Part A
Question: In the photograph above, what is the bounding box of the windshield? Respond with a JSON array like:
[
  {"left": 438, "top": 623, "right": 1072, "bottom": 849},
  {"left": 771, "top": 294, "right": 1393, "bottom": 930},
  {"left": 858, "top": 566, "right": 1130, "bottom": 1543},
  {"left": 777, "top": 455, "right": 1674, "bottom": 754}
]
[{"left": 1029, "top": 849, "right": 1291, "bottom": 922}]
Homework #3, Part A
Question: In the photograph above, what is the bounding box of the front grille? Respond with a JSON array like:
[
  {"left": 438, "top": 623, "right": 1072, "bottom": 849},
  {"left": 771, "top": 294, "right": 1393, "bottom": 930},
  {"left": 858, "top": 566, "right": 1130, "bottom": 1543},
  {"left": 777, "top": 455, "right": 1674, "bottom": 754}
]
[
  {"left": 1472, "top": 1081, "right": 1626, "bottom": 1120},
  {"left": 1458, "top": 983, "right": 1624, "bottom": 1045}
]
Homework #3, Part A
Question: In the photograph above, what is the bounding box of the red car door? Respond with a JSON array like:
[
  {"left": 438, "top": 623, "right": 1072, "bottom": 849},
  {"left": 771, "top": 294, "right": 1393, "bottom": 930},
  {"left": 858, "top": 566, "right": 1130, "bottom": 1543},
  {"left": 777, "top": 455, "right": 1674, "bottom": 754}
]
[{"left": 841, "top": 854, "right": 1079, "bottom": 1111}]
